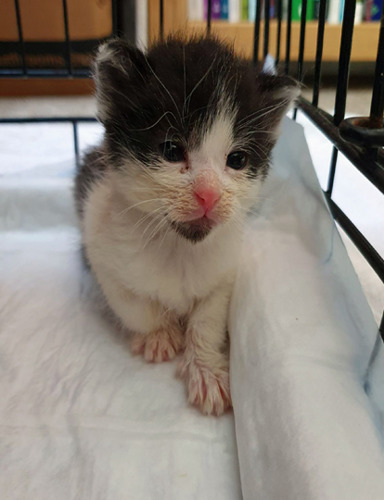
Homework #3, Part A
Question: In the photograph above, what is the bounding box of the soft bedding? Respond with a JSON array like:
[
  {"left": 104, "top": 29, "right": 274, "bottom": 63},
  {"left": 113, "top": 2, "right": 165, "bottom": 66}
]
[
  {"left": 231, "top": 118, "right": 384, "bottom": 499},
  {"left": 1, "top": 117, "right": 383, "bottom": 499}
]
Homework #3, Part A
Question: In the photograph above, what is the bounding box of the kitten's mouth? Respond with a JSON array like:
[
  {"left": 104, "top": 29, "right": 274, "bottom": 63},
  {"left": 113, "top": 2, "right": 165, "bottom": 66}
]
[{"left": 170, "top": 216, "right": 215, "bottom": 243}]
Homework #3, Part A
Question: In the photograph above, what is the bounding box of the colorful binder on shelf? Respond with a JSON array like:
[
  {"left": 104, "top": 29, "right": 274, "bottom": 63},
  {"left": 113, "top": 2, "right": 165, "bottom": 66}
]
[
  {"left": 291, "top": 0, "right": 315, "bottom": 20},
  {"left": 248, "top": 0, "right": 257, "bottom": 21},
  {"left": 220, "top": 0, "right": 229, "bottom": 19},
  {"left": 242, "top": 0, "right": 249, "bottom": 20},
  {"left": 366, "top": 0, "right": 384, "bottom": 20},
  {"left": 204, "top": 0, "right": 222, "bottom": 19}
]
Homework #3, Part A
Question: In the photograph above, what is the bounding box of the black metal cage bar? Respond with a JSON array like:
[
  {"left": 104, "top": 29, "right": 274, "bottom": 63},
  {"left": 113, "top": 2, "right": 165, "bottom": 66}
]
[
  {"left": 275, "top": 0, "right": 282, "bottom": 65},
  {"left": 334, "top": 0, "right": 356, "bottom": 127},
  {"left": 159, "top": 0, "right": 164, "bottom": 40},
  {"left": 14, "top": 0, "right": 27, "bottom": 75},
  {"left": 207, "top": 0, "right": 212, "bottom": 34},
  {"left": 263, "top": 0, "right": 270, "bottom": 58},
  {"left": 327, "top": 0, "right": 356, "bottom": 196},
  {"left": 253, "top": 0, "right": 262, "bottom": 65},
  {"left": 285, "top": 0, "right": 293, "bottom": 75},
  {"left": 312, "top": 0, "right": 327, "bottom": 107},
  {"left": 62, "top": 0, "right": 73, "bottom": 75},
  {"left": 370, "top": 6, "right": 384, "bottom": 125},
  {"left": 297, "top": 0, "right": 307, "bottom": 83},
  {"left": 293, "top": 0, "right": 308, "bottom": 120},
  {"left": 111, "top": 0, "right": 118, "bottom": 36}
]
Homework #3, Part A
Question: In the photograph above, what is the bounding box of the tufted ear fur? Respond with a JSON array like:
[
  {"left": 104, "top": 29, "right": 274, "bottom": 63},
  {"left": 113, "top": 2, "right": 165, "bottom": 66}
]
[
  {"left": 256, "top": 73, "right": 300, "bottom": 131},
  {"left": 94, "top": 39, "right": 149, "bottom": 124}
]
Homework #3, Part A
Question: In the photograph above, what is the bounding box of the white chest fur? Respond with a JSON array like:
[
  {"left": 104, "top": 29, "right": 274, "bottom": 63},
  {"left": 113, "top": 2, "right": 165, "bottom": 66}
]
[{"left": 82, "top": 176, "right": 241, "bottom": 315}]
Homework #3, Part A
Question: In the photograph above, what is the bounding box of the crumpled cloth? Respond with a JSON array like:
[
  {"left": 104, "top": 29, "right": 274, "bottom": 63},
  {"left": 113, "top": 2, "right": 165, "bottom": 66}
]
[{"left": 230, "top": 117, "right": 384, "bottom": 500}]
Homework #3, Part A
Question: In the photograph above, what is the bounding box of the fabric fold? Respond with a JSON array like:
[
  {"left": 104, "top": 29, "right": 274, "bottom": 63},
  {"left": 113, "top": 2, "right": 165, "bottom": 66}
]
[{"left": 230, "top": 117, "right": 384, "bottom": 500}]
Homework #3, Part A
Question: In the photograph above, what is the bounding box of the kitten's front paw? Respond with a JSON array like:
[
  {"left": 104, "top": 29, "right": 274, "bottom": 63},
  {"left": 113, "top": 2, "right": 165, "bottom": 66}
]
[
  {"left": 131, "top": 325, "right": 184, "bottom": 363},
  {"left": 178, "top": 358, "right": 232, "bottom": 416}
]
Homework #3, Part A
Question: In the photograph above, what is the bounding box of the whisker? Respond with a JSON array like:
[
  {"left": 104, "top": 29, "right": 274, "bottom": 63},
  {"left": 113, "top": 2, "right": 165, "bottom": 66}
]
[
  {"left": 132, "top": 186, "right": 167, "bottom": 193},
  {"left": 183, "top": 55, "right": 218, "bottom": 116},
  {"left": 157, "top": 220, "right": 172, "bottom": 250},
  {"left": 126, "top": 111, "right": 176, "bottom": 132},
  {"left": 116, "top": 198, "right": 166, "bottom": 218},
  {"left": 144, "top": 57, "right": 182, "bottom": 122},
  {"left": 140, "top": 212, "right": 164, "bottom": 243},
  {"left": 131, "top": 206, "right": 166, "bottom": 233},
  {"left": 142, "top": 215, "right": 169, "bottom": 249},
  {"left": 238, "top": 99, "right": 290, "bottom": 127}
]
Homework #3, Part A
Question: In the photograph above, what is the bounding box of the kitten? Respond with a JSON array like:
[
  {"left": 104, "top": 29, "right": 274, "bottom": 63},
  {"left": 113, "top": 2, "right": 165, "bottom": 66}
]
[{"left": 75, "top": 36, "right": 298, "bottom": 416}]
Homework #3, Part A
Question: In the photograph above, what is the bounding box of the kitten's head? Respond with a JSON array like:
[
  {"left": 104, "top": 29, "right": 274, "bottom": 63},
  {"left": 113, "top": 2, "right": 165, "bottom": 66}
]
[{"left": 95, "top": 36, "right": 299, "bottom": 243}]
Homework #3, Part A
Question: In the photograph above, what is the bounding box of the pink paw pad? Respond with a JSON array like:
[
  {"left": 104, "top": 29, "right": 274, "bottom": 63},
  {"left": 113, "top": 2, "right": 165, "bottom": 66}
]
[
  {"left": 131, "top": 327, "right": 184, "bottom": 363},
  {"left": 178, "top": 359, "right": 232, "bottom": 416}
]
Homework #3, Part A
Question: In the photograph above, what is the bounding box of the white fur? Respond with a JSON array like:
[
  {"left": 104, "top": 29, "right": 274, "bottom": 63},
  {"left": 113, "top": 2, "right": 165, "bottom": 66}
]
[{"left": 82, "top": 113, "right": 262, "bottom": 416}]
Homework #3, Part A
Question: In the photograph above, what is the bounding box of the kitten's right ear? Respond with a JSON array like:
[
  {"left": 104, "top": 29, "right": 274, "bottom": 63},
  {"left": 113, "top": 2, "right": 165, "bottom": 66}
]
[{"left": 94, "top": 39, "right": 148, "bottom": 123}]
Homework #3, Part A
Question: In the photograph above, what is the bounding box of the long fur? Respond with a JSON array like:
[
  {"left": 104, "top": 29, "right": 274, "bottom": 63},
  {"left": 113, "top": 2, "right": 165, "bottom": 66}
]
[{"left": 75, "top": 35, "right": 299, "bottom": 416}]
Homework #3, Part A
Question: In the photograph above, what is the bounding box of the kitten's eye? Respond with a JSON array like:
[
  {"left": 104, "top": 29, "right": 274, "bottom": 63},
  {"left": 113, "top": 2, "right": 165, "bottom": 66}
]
[
  {"left": 159, "top": 141, "right": 185, "bottom": 162},
  {"left": 226, "top": 151, "right": 248, "bottom": 170}
]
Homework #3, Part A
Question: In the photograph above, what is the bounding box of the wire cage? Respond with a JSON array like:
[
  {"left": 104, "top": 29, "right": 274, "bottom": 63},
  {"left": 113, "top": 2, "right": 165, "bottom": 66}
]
[{"left": 0, "top": 0, "right": 383, "bottom": 335}]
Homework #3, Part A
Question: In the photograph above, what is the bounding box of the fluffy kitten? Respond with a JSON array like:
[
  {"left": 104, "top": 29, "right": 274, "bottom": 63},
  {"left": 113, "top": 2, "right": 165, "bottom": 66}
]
[{"left": 75, "top": 36, "right": 298, "bottom": 416}]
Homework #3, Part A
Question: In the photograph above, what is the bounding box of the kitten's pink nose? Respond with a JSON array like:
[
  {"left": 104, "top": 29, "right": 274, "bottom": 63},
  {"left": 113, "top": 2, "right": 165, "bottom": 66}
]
[{"left": 194, "top": 186, "right": 221, "bottom": 213}]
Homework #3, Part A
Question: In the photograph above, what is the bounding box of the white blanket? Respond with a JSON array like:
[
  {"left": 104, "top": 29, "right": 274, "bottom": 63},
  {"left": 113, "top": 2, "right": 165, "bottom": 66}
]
[
  {"left": 231, "top": 118, "right": 384, "bottom": 499},
  {"left": 1, "top": 118, "right": 383, "bottom": 499}
]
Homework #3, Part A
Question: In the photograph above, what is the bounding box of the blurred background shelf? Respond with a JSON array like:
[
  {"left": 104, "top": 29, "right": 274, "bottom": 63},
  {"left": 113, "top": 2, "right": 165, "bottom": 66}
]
[
  {"left": 183, "top": 20, "right": 381, "bottom": 62},
  {"left": 0, "top": 0, "right": 381, "bottom": 96},
  {"left": 147, "top": 0, "right": 381, "bottom": 62}
]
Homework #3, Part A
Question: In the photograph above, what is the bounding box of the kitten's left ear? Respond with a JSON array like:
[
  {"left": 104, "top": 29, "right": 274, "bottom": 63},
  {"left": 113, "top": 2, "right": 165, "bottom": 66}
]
[{"left": 256, "top": 73, "right": 300, "bottom": 128}]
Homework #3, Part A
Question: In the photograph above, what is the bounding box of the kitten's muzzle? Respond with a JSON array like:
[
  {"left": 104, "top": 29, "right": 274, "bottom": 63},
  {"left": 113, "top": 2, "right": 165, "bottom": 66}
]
[{"left": 193, "top": 185, "right": 221, "bottom": 215}]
